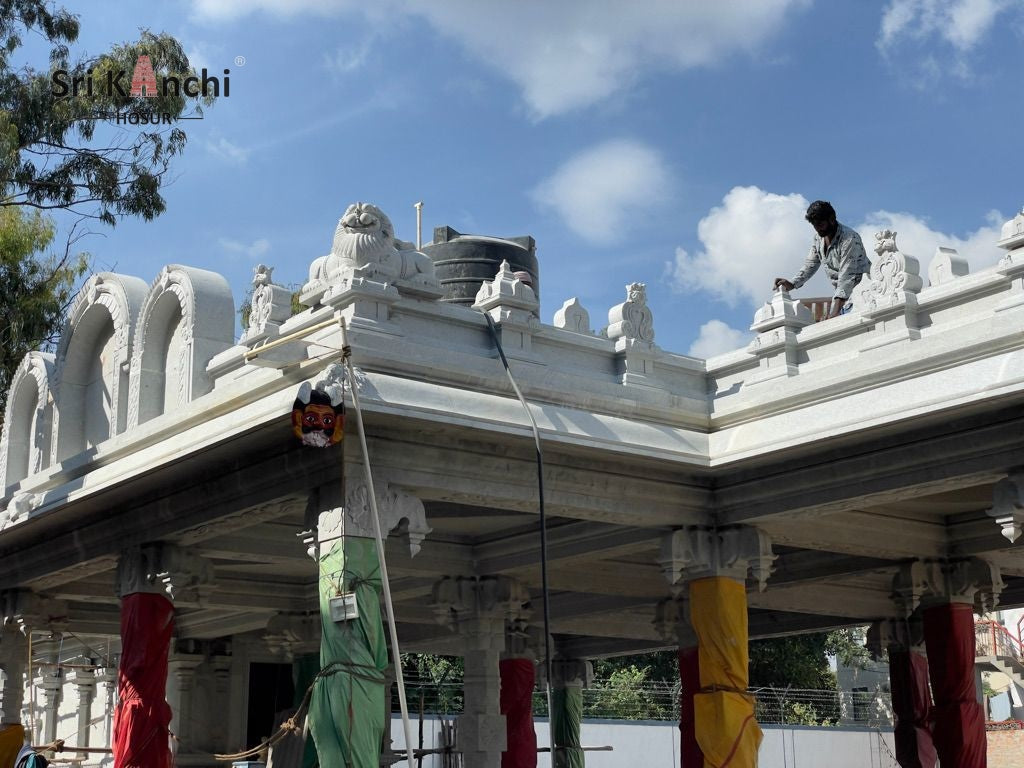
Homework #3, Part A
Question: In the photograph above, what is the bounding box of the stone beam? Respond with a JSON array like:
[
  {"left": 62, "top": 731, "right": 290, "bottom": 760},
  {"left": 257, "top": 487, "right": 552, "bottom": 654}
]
[{"left": 758, "top": 512, "right": 947, "bottom": 559}]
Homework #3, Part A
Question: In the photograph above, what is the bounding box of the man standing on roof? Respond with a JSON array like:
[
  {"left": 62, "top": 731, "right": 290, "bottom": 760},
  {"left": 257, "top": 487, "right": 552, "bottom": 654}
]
[{"left": 773, "top": 200, "right": 870, "bottom": 319}]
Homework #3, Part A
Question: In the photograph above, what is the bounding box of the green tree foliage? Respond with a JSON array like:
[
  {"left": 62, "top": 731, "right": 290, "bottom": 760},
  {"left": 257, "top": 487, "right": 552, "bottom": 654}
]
[
  {"left": 0, "top": 206, "right": 87, "bottom": 416},
  {"left": 0, "top": 2, "right": 216, "bottom": 224}
]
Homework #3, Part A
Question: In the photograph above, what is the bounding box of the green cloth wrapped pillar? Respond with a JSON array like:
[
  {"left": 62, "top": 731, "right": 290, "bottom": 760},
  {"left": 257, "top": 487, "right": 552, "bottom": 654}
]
[
  {"left": 552, "top": 686, "right": 584, "bottom": 768},
  {"left": 308, "top": 536, "right": 388, "bottom": 768},
  {"left": 293, "top": 653, "right": 321, "bottom": 768}
]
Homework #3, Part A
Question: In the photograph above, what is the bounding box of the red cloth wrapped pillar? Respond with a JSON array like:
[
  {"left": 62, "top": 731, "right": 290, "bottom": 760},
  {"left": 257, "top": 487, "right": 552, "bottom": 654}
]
[
  {"left": 500, "top": 658, "right": 537, "bottom": 768},
  {"left": 923, "top": 603, "right": 986, "bottom": 768},
  {"left": 887, "top": 649, "right": 936, "bottom": 768},
  {"left": 113, "top": 592, "right": 174, "bottom": 768},
  {"left": 678, "top": 646, "right": 702, "bottom": 768}
]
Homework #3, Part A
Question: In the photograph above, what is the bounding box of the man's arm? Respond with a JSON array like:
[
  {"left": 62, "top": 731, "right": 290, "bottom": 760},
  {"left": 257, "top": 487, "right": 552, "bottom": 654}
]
[{"left": 774, "top": 242, "right": 820, "bottom": 292}]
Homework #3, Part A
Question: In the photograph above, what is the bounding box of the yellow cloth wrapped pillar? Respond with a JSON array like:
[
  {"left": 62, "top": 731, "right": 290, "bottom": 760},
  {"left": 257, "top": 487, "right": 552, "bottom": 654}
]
[
  {"left": 0, "top": 723, "right": 25, "bottom": 768},
  {"left": 690, "top": 577, "right": 761, "bottom": 768}
]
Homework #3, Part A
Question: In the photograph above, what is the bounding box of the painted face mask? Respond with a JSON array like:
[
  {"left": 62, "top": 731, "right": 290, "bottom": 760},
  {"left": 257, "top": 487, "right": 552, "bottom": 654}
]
[{"left": 292, "top": 380, "right": 345, "bottom": 447}]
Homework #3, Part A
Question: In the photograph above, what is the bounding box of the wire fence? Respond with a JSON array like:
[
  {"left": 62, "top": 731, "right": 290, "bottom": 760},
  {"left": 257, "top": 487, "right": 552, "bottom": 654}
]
[{"left": 394, "top": 675, "right": 893, "bottom": 727}]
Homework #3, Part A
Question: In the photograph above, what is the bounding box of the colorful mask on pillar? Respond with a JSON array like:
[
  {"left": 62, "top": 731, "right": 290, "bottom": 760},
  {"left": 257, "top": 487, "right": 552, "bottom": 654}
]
[{"left": 292, "top": 380, "right": 345, "bottom": 447}]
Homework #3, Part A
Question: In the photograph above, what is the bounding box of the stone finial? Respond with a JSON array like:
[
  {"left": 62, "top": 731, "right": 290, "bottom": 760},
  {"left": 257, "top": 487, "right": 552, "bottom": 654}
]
[
  {"left": 653, "top": 595, "right": 696, "bottom": 647},
  {"left": 892, "top": 558, "right": 1003, "bottom": 615},
  {"left": 553, "top": 297, "right": 591, "bottom": 334},
  {"left": 606, "top": 283, "right": 655, "bottom": 344},
  {"left": 857, "top": 230, "right": 924, "bottom": 312},
  {"left": 240, "top": 264, "right": 293, "bottom": 343},
  {"left": 659, "top": 526, "right": 776, "bottom": 592},
  {"left": 988, "top": 472, "right": 1024, "bottom": 543},
  {"left": 998, "top": 208, "right": 1024, "bottom": 252},
  {"left": 116, "top": 544, "right": 214, "bottom": 603},
  {"left": 473, "top": 260, "right": 539, "bottom": 315},
  {"left": 750, "top": 290, "right": 813, "bottom": 334},
  {"left": 927, "top": 247, "right": 969, "bottom": 287}
]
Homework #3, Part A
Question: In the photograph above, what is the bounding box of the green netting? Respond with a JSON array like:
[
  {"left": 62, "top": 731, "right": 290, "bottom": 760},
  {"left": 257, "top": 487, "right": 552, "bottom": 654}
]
[
  {"left": 308, "top": 536, "right": 388, "bottom": 768},
  {"left": 293, "top": 652, "right": 320, "bottom": 768},
  {"left": 552, "top": 686, "right": 585, "bottom": 768}
]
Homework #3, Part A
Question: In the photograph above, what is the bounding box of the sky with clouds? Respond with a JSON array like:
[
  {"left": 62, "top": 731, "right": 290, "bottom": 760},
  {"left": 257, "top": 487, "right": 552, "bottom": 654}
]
[{"left": 31, "top": 0, "right": 1024, "bottom": 357}]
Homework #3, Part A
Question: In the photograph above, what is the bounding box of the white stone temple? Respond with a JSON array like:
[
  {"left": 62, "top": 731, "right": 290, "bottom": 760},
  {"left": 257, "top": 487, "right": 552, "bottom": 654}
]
[{"left": 3, "top": 201, "right": 1024, "bottom": 767}]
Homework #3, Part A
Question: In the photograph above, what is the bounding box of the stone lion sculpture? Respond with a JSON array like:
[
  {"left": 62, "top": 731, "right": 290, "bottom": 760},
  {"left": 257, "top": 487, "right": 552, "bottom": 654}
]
[{"left": 306, "top": 202, "right": 435, "bottom": 289}]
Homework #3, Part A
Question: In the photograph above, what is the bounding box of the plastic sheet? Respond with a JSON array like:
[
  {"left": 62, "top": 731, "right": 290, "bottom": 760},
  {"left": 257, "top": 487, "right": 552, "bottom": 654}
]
[
  {"left": 552, "top": 685, "right": 584, "bottom": 768},
  {"left": 923, "top": 602, "right": 986, "bottom": 768},
  {"left": 888, "top": 649, "right": 936, "bottom": 768},
  {"left": 308, "top": 537, "right": 387, "bottom": 768},
  {"left": 500, "top": 658, "right": 537, "bottom": 768},
  {"left": 678, "top": 646, "right": 703, "bottom": 767},
  {"left": 113, "top": 592, "right": 174, "bottom": 768},
  {"left": 690, "top": 577, "right": 761, "bottom": 768}
]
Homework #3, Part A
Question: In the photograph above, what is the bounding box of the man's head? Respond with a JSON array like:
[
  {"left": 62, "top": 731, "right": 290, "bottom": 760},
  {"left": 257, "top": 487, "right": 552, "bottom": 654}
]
[{"left": 805, "top": 200, "right": 838, "bottom": 238}]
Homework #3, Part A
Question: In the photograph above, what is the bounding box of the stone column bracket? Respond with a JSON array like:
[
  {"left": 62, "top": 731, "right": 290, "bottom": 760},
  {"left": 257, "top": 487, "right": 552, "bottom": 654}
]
[
  {"left": 988, "top": 471, "right": 1024, "bottom": 543},
  {"left": 264, "top": 612, "right": 321, "bottom": 658},
  {"left": 892, "top": 558, "right": 1003, "bottom": 615},
  {"left": 653, "top": 595, "right": 696, "bottom": 647},
  {"left": 866, "top": 616, "right": 925, "bottom": 661},
  {"left": 116, "top": 543, "right": 214, "bottom": 604},
  {"left": 660, "top": 526, "right": 776, "bottom": 591},
  {"left": 1, "top": 590, "right": 69, "bottom": 635},
  {"left": 431, "top": 576, "right": 531, "bottom": 649},
  {"left": 746, "top": 290, "right": 813, "bottom": 385}
]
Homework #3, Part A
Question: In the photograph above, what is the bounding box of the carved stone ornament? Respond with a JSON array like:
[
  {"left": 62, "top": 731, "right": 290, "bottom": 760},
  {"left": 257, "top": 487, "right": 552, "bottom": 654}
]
[
  {"left": 988, "top": 472, "right": 1024, "bottom": 543},
  {"left": 891, "top": 558, "right": 1003, "bottom": 614},
  {"left": 553, "top": 297, "right": 591, "bottom": 334},
  {"left": 0, "top": 491, "right": 42, "bottom": 531},
  {"left": 653, "top": 595, "right": 696, "bottom": 647},
  {"left": 659, "top": 526, "right": 776, "bottom": 591},
  {"left": 927, "top": 246, "right": 969, "bottom": 287},
  {"left": 472, "top": 260, "right": 539, "bottom": 315},
  {"left": 866, "top": 616, "right": 924, "bottom": 660},
  {"left": 301, "top": 202, "right": 440, "bottom": 304},
  {"left": 857, "top": 230, "right": 924, "bottom": 312},
  {"left": 0, "top": 590, "right": 69, "bottom": 635},
  {"left": 606, "top": 283, "right": 655, "bottom": 344},
  {"left": 998, "top": 208, "right": 1024, "bottom": 253},
  {"left": 241, "top": 264, "right": 293, "bottom": 343},
  {"left": 431, "top": 576, "right": 531, "bottom": 634},
  {"left": 116, "top": 543, "right": 214, "bottom": 603}
]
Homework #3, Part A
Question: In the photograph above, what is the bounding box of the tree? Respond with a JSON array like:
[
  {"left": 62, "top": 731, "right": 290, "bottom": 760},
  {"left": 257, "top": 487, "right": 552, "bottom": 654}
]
[
  {"left": 0, "top": 206, "right": 87, "bottom": 417},
  {"left": 0, "top": 2, "right": 216, "bottom": 225}
]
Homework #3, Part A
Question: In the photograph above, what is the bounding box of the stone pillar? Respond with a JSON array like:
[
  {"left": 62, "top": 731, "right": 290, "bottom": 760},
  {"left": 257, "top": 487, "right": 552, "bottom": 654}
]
[
  {"left": 72, "top": 664, "right": 97, "bottom": 758},
  {"left": 660, "top": 526, "right": 775, "bottom": 768},
  {"left": 893, "top": 558, "right": 1002, "bottom": 768},
  {"left": 549, "top": 659, "right": 591, "bottom": 768},
  {"left": 36, "top": 637, "right": 62, "bottom": 750},
  {"left": 114, "top": 544, "right": 212, "bottom": 768},
  {"left": 867, "top": 617, "right": 936, "bottom": 768},
  {"left": 432, "top": 576, "right": 530, "bottom": 768},
  {"left": 654, "top": 596, "right": 701, "bottom": 768},
  {"left": 167, "top": 642, "right": 204, "bottom": 756},
  {"left": 98, "top": 663, "right": 118, "bottom": 750},
  {"left": 0, "top": 623, "right": 28, "bottom": 728}
]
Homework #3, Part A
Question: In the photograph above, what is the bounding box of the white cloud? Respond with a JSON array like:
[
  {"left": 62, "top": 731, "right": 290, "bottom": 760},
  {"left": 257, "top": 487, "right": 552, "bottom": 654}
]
[
  {"left": 877, "top": 0, "right": 1021, "bottom": 83},
  {"left": 190, "top": 0, "right": 811, "bottom": 118},
  {"left": 206, "top": 137, "right": 250, "bottom": 164},
  {"left": 668, "top": 185, "right": 1007, "bottom": 310},
  {"left": 532, "top": 139, "right": 671, "bottom": 245},
  {"left": 323, "top": 37, "right": 375, "bottom": 75},
  {"left": 219, "top": 237, "right": 271, "bottom": 261},
  {"left": 688, "top": 320, "right": 750, "bottom": 358}
]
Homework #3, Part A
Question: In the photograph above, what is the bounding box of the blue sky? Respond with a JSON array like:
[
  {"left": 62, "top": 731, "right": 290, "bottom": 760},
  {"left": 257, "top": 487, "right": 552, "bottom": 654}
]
[{"left": 33, "top": 0, "right": 1024, "bottom": 357}]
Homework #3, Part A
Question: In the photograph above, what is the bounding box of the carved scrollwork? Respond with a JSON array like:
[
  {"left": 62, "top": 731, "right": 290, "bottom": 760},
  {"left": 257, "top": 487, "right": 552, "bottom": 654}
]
[{"left": 606, "top": 283, "right": 655, "bottom": 344}]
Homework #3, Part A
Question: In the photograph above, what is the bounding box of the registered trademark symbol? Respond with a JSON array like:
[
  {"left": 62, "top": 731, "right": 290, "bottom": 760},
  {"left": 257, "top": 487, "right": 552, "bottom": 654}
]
[{"left": 234, "top": 55, "right": 246, "bottom": 66}]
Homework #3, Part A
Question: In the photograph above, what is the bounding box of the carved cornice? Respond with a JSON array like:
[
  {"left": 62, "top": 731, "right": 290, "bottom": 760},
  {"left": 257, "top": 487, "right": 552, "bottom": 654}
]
[
  {"left": 116, "top": 543, "right": 214, "bottom": 603},
  {"left": 892, "top": 558, "right": 1002, "bottom": 614},
  {"left": 660, "top": 526, "right": 775, "bottom": 591}
]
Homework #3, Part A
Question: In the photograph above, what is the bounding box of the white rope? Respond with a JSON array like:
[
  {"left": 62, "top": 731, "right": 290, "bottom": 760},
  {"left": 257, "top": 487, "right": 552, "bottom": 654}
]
[{"left": 338, "top": 315, "right": 416, "bottom": 766}]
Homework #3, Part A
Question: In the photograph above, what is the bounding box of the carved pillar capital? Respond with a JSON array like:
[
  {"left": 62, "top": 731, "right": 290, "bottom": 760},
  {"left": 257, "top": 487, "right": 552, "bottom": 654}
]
[
  {"left": 1, "top": 590, "right": 69, "bottom": 636},
  {"left": 116, "top": 543, "right": 214, "bottom": 603},
  {"left": 432, "top": 576, "right": 531, "bottom": 651},
  {"left": 866, "top": 616, "right": 925, "bottom": 660},
  {"left": 264, "top": 612, "right": 321, "bottom": 659},
  {"left": 988, "top": 471, "right": 1024, "bottom": 543},
  {"left": 546, "top": 659, "right": 593, "bottom": 690},
  {"left": 892, "top": 558, "right": 1002, "bottom": 615},
  {"left": 654, "top": 595, "right": 696, "bottom": 647},
  {"left": 660, "top": 526, "right": 776, "bottom": 591},
  {"left": 504, "top": 619, "right": 545, "bottom": 661}
]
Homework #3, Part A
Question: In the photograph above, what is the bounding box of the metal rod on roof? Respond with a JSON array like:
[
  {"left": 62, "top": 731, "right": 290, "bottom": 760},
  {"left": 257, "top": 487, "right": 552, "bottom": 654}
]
[{"left": 415, "top": 201, "right": 424, "bottom": 250}]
